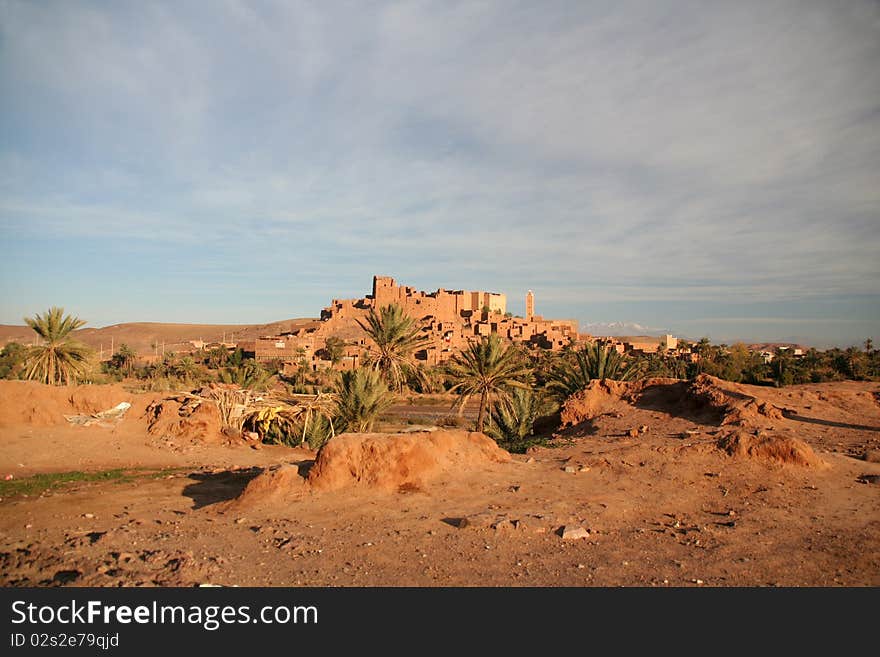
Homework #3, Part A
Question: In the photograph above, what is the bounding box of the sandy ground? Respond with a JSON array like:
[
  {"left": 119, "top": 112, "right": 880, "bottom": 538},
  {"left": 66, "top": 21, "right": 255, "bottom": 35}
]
[{"left": 1, "top": 378, "right": 878, "bottom": 587}]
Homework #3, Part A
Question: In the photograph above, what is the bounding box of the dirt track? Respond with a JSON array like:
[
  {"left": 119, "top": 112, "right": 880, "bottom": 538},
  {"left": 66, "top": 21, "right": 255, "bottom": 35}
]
[{"left": 1, "top": 378, "right": 878, "bottom": 587}]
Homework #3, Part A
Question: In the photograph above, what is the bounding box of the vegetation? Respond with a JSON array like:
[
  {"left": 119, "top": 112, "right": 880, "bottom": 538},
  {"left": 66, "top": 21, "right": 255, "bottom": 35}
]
[
  {"left": 548, "top": 341, "right": 645, "bottom": 400},
  {"left": 484, "top": 387, "right": 548, "bottom": 451},
  {"left": 0, "top": 467, "right": 187, "bottom": 499},
  {"left": 357, "top": 304, "right": 430, "bottom": 391},
  {"left": 218, "top": 361, "right": 273, "bottom": 391},
  {"left": 0, "top": 342, "right": 26, "bottom": 379},
  {"left": 321, "top": 336, "right": 346, "bottom": 366},
  {"left": 446, "top": 334, "right": 533, "bottom": 432},
  {"left": 334, "top": 367, "right": 395, "bottom": 433},
  {"left": 22, "top": 307, "right": 93, "bottom": 385}
]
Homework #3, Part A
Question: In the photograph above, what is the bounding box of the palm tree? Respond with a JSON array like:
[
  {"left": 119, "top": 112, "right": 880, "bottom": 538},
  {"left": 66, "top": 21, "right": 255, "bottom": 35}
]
[
  {"left": 548, "top": 341, "right": 644, "bottom": 400},
  {"left": 22, "top": 307, "right": 93, "bottom": 385},
  {"left": 357, "top": 304, "right": 430, "bottom": 391},
  {"left": 446, "top": 334, "right": 533, "bottom": 433},
  {"left": 322, "top": 336, "right": 346, "bottom": 366},
  {"left": 334, "top": 368, "right": 394, "bottom": 433},
  {"left": 111, "top": 343, "right": 137, "bottom": 376},
  {"left": 219, "top": 361, "right": 273, "bottom": 391},
  {"left": 485, "top": 387, "right": 546, "bottom": 444}
]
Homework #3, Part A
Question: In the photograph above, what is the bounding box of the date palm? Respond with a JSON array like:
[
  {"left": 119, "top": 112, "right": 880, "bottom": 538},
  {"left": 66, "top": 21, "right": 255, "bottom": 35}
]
[
  {"left": 23, "top": 307, "right": 93, "bottom": 385},
  {"left": 548, "top": 342, "right": 644, "bottom": 400},
  {"left": 357, "top": 304, "right": 430, "bottom": 392},
  {"left": 446, "top": 334, "right": 533, "bottom": 433},
  {"left": 485, "top": 387, "right": 546, "bottom": 444},
  {"left": 334, "top": 367, "right": 394, "bottom": 433}
]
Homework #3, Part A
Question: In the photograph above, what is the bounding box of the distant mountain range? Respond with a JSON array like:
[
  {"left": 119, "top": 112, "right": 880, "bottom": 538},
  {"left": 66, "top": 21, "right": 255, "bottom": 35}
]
[{"left": 582, "top": 322, "right": 673, "bottom": 337}]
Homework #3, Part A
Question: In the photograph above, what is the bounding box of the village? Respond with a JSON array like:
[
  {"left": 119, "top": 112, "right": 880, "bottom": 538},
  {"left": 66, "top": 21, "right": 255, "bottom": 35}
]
[{"left": 241, "top": 275, "right": 689, "bottom": 375}]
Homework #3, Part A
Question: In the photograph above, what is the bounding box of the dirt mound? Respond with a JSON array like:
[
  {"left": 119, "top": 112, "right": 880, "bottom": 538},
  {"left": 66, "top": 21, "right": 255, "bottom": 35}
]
[
  {"left": 0, "top": 380, "right": 154, "bottom": 428},
  {"left": 688, "top": 375, "right": 785, "bottom": 429},
  {"left": 144, "top": 394, "right": 227, "bottom": 444},
  {"left": 716, "top": 430, "right": 826, "bottom": 467},
  {"left": 559, "top": 378, "right": 679, "bottom": 427},
  {"left": 224, "top": 464, "right": 307, "bottom": 510},
  {"left": 307, "top": 430, "right": 511, "bottom": 492},
  {"left": 559, "top": 375, "right": 788, "bottom": 433}
]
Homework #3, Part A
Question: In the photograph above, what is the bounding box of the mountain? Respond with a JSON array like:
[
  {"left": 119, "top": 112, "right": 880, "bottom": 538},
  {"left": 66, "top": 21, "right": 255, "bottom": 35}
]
[{"left": 582, "top": 321, "right": 673, "bottom": 337}]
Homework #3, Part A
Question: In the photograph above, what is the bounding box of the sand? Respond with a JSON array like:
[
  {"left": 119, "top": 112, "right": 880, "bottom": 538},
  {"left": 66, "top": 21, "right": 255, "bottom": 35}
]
[{"left": 1, "top": 377, "right": 878, "bottom": 587}]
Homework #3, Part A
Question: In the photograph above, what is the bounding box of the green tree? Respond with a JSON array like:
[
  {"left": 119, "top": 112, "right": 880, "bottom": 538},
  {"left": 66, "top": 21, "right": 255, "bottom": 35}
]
[
  {"left": 334, "top": 368, "right": 394, "bottom": 433},
  {"left": 357, "top": 304, "right": 430, "bottom": 392},
  {"left": 322, "top": 336, "right": 346, "bottom": 366},
  {"left": 771, "top": 348, "right": 794, "bottom": 387},
  {"left": 446, "top": 334, "right": 533, "bottom": 433},
  {"left": 22, "top": 307, "right": 93, "bottom": 385},
  {"left": 0, "top": 342, "right": 27, "bottom": 379},
  {"left": 110, "top": 343, "right": 137, "bottom": 376}
]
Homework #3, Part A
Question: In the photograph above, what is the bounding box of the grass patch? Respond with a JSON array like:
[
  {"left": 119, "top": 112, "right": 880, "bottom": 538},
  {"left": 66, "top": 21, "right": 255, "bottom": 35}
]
[{"left": 0, "top": 467, "right": 189, "bottom": 499}]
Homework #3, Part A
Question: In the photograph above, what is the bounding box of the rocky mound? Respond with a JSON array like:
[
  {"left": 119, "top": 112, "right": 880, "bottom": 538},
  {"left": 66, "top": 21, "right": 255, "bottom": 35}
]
[
  {"left": 559, "top": 375, "right": 787, "bottom": 432},
  {"left": 308, "top": 431, "right": 511, "bottom": 492},
  {"left": 0, "top": 380, "right": 154, "bottom": 427},
  {"left": 716, "top": 430, "right": 826, "bottom": 467}
]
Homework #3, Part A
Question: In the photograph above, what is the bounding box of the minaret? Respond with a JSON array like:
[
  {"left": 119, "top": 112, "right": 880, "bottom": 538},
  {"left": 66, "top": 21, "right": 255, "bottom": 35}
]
[{"left": 525, "top": 290, "right": 534, "bottom": 321}]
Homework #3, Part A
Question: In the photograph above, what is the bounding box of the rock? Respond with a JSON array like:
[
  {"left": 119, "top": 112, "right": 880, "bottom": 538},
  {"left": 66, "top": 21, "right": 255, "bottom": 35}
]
[
  {"left": 563, "top": 465, "right": 578, "bottom": 473},
  {"left": 83, "top": 513, "right": 95, "bottom": 519},
  {"left": 525, "top": 457, "right": 535, "bottom": 464},
  {"left": 578, "top": 466, "right": 591, "bottom": 473},
  {"left": 492, "top": 518, "right": 515, "bottom": 532},
  {"left": 858, "top": 474, "right": 880, "bottom": 485},
  {"left": 560, "top": 525, "right": 590, "bottom": 540},
  {"left": 862, "top": 450, "right": 880, "bottom": 463},
  {"left": 251, "top": 443, "right": 262, "bottom": 450},
  {"left": 245, "top": 431, "right": 260, "bottom": 441},
  {"left": 627, "top": 428, "right": 640, "bottom": 438},
  {"left": 456, "top": 512, "right": 496, "bottom": 529},
  {"left": 638, "top": 425, "right": 649, "bottom": 434}
]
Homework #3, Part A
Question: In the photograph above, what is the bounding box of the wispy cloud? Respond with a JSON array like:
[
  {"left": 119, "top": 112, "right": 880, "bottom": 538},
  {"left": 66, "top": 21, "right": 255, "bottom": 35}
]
[{"left": 1, "top": 0, "right": 878, "bottom": 344}]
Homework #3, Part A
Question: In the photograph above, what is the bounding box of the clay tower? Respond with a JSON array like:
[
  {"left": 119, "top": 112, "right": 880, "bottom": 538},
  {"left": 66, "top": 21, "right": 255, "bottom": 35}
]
[{"left": 525, "top": 290, "right": 534, "bottom": 321}]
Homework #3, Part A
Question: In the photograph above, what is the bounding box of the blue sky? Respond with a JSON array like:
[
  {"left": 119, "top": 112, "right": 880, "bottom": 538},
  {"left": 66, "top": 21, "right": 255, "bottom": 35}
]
[{"left": 1, "top": 1, "right": 878, "bottom": 347}]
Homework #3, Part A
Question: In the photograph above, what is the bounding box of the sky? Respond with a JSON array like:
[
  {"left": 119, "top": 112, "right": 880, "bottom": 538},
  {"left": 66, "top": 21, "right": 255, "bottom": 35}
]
[{"left": 1, "top": 0, "right": 878, "bottom": 347}]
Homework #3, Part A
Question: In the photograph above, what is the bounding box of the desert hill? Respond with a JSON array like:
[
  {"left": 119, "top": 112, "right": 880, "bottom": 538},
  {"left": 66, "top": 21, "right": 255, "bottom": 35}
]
[{"left": 0, "top": 319, "right": 316, "bottom": 356}]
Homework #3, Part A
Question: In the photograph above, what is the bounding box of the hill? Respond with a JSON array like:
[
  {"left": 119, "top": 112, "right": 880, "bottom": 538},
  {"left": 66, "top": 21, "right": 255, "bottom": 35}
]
[{"left": 0, "top": 319, "right": 316, "bottom": 356}]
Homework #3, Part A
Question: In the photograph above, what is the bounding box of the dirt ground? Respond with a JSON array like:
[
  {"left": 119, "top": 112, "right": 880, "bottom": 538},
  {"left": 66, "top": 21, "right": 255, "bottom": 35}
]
[{"left": 1, "top": 377, "right": 878, "bottom": 587}]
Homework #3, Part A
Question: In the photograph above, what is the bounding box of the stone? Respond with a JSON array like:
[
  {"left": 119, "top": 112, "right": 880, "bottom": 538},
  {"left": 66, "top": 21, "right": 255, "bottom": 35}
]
[
  {"left": 627, "top": 428, "right": 640, "bottom": 438},
  {"left": 525, "top": 457, "right": 535, "bottom": 464},
  {"left": 578, "top": 466, "right": 591, "bottom": 473},
  {"left": 638, "top": 425, "right": 649, "bottom": 434},
  {"left": 560, "top": 525, "right": 590, "bottom": 540},
  {"left": 563, "top": 465, "right": 578, "bottom": 473},
  {"left": 456, "top": 512, "right": 496, "bottom": 529},
  {"left": 251, "top": 443, "right": 262, "bottom": 450},
  {"left": 862, "top": 450, "right": 880, "bottom": 463},
  {"left": 492, "top": 519, "right": 515, "bottom": 532},
  {"left": 858, "top": 474, "right": 880, "bottom": 485}
]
